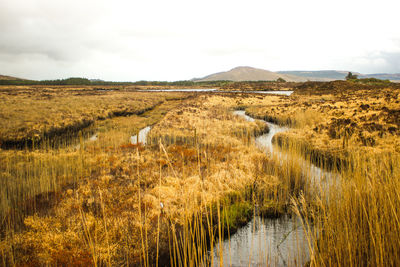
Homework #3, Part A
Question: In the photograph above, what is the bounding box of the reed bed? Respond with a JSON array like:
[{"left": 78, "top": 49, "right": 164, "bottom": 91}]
[
  {"left": 242, "top": 82, "right": 400, "bottom": 266},
  {"left": 2, "top": 82, "right": 399, "bottom": 266},
  {"left": 293, "top": 150, "right": 400, "bottom": 266},
  {"left": 0, "top": 94, "right": 309, "bottom": 266},
  {"left": 0, "top": 96, "right": 185, "bottom": 236}
]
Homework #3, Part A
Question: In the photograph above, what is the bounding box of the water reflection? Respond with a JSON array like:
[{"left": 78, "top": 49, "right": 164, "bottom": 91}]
[
  {"left": 213, "top": 110, "right": 339, "bottom": 266},
  {"left": 143, "top": 89, "right": 293, "bottom": 96},
  {"left": 212, "top": 216, "right": 309, "bottom": 267}
]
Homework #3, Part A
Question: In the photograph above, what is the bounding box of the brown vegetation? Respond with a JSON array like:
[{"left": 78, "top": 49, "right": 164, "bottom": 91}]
[
  {"left": 1, "top": 81, "right": 400, "bottom": 266},
  {"left": 246, "top": 81, "right": 400, "bottom": 167},
  {"left": 0, "top": 86, "right": 189, "bottom": 148},
  {"left": 0, "top": 91, "right": 308, "bottom": 266},
  {"left": 220, "top": 81, "right": 296, "bottom": 91}
]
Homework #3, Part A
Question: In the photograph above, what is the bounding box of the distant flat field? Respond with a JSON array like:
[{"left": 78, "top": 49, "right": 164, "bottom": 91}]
[{"left": 0, "top": 85, "right": 189, "bottom": 146}]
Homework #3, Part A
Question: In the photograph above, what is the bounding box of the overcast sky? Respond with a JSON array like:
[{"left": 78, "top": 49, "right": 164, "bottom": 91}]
[{"left": 1, "top": 0, "right": 400, "bottom": 81}]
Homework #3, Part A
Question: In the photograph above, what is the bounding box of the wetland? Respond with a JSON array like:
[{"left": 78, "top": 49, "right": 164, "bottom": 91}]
[{"left": 0, "top": 80, "right": 399, "bottom": 266}]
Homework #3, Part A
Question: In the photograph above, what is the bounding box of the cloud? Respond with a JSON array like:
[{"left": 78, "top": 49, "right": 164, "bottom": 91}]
[{"left": 0, "top": 0, "right": 400, "bottom": 80}]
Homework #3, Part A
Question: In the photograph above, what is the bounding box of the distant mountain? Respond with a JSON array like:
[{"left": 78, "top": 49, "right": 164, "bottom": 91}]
[
  {"left": 277, "top": 70, "right": 351, "bottom": 80},
  {"left": 0, "top": 74, "right": 24, "bottom": 80},
  {"left": 193, "top": 66, "right": 309, "bottom": 82}
]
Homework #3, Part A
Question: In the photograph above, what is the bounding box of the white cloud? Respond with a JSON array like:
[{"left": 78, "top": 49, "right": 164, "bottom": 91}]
[{"left": 0, "top": 0, "right": 400, "bottom": 80}]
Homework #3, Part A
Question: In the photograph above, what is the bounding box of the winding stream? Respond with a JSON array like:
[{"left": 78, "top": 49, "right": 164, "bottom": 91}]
[
  {"left": 113, "top": 95, "right": 326, "bottom": 266},
  {"left": 74, "top": 92, "right": 334, "bottom": 266},
  {"left": 211, "top": 110, "right": 339, "bottom": 266}
]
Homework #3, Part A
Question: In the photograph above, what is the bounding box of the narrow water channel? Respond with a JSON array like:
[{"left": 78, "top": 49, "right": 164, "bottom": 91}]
[
  {"left": 212, "top": 110, "right": 340, "bottom": 266},
  {"left": 74, "top": 133, "right": 98, "bottom": 149},
  {"left": 73, "top": 95, "right": 332, "bottom": 266},
  {"left": 130, "top": 126, "right": 152, "bottom": 145},
  {"left": 74, "top": 125, "right": 152, "bottom": 149},
  {"left": 212, "top": 109, "right": 340, "bottom": 266},
  {"left": 210, "top": 111, "right": 312, "bottom": 266}
]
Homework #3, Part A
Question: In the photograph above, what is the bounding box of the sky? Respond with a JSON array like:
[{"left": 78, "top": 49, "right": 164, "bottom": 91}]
[{"left": 1, "top": 0, "right": 400, "bottom": 81}]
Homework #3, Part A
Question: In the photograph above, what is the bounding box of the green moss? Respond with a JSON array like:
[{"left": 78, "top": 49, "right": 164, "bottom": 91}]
[{"left": 222, "top": 201, "right": 253, "bottom": 234}]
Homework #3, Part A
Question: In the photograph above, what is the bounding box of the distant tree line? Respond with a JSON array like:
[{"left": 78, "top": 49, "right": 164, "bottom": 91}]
[
  {"left": 0, "top": 77, "right": 92, "bottom": 86},
  {"left": 0, "top": 76, "right": 391, "bottom": 87},
  {"left": 0, "top": 77, "right": 234, "bottom": 87}
]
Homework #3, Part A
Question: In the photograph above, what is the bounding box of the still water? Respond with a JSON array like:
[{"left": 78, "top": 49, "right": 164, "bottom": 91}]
[
  {"left": 143, "top": 89, "right": 294, "bottom": 96},
  {"left": 210, "top": 110, "right": 339, "bottom": 266}
]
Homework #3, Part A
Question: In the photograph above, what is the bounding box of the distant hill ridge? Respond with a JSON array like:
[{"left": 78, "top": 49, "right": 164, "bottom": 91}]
[
  {"left": 277, "top": 70, "right": 351, "bottom": 80},
  {"left": 0, "top": 75, "right": 24, "bottom": 80},
  {"left": 193, "top": 66, "right": 309, "bottom": 82},
  {"left": 2, "top": 67, "right": 400, "bottom": 83},
  {"left": 194, "top": 67, "right": 400, "bottom": 82}
]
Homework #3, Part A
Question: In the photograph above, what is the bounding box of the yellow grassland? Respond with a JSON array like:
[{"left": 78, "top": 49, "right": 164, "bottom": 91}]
[
  {"left": 246, "top": 88, "right": 400, "bottom": 164},
  {"left": 0, "top": 86, "right": 188, "bottom": 145},
  {"left": 0, "top": 83, "right": 399, "bottom": 266},
  {"left": 1, "top": 93, "right": 307, "bottom": 266}
]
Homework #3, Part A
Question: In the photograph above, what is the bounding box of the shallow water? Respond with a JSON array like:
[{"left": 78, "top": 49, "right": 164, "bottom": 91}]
[
  {"left": 229, "top": 90, "right": 293, "bottom": 96},
  {"left": 212, "top": 110, "right": 339, "bottom": 266},
  {"left": 212, "top": 216, "right": 309, "bottom": 267},
  {"left": 233, "top": 110, "right": 338, "bottom": 186},
  {"left": 89, "top": 133, "right": 98, "bottom": 141},
  {"left": 143, "top": 88, "right": 219, "bottom": 92},
  {"left": 130, "top": 126, "right": 152, "bottom": 145},
  {"left": 143, "top": 89, "right": 293, "bottom": 95},
  {"left": 74, "top": 133, "right": 98, "bottom": 149}
]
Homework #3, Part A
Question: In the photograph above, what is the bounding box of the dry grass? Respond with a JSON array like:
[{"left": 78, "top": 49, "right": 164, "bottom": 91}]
[
  {"left": 0, "top": 93, "right": 308, "bottom": 266},
  {"left": 246, "top": 85, "right": 400, "bottom": 166},
  {"left": 0, "top": 94, "right": 187, "bottom": 234},
  {"left": 294, "top": 150, "right": 400, "bottom": 266},
  {"left": 0, "top": 86, "right": 188, "bottom": 147},
  {"left": 2, "top": 82, "right": 399, "bottom": 266},
  {"left": 239, "top": 81, "right": 400, "bottom": 266}
]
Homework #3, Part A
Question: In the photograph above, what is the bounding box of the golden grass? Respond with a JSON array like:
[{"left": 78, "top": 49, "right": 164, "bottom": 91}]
[
  {"left": 246, "top": 86, "right": 400, "bottom": 166},
  {"left": 294, "top": 150, "right": 400, "bottom": 266},
  {"left": 1, "top": 82, "right": 399, "bottom": 266},
  {"left": 0, "top": 96, "right": 186, "bottom": 234},
  {"left": 240, "top": 82, "right": 400, "bottom": 266},
  {"left": 0, "top": 94, "right": 308, "bottom": 266},
  {"left": 0, "top": 86, "right": 188, "bottom": 146}
]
